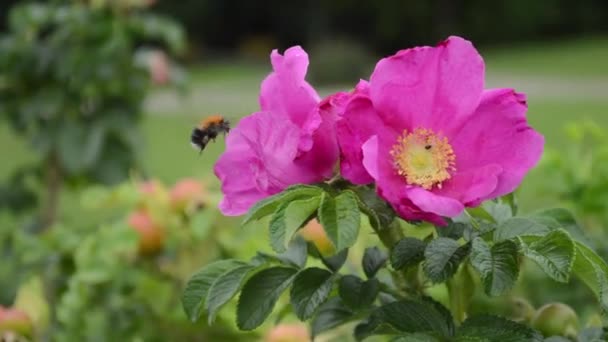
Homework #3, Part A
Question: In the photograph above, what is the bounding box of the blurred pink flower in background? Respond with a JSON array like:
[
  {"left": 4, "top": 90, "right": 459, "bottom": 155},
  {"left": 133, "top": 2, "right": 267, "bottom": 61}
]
[
  {"left": 148, "top": 50, "right": 170, "bottom": 85},
  {"left": 214, "top": 46, "right": 339, "bottom": 215},
  {"left": 337, "top": 36, "right": 544, "bottom": 225},
  {"left": 264, "top": 323, "right": 309, "bottom": 342}
]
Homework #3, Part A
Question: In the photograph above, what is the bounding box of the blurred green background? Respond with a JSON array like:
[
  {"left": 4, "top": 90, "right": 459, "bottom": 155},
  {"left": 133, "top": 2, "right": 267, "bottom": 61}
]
[{"left": 1, "top": 0, "right": 608, "bottom": 341}]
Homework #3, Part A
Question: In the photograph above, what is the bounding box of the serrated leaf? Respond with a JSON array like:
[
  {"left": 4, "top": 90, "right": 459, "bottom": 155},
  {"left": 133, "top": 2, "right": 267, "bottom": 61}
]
[
  {"left": 318, "top": 190, "right": 361, "bottom": 251},
  {"left": 493, "top": 217, "right": 551, "bottom": 241},
  {"left": 455, "top": 315, "right": 543, "bottom": 341},
  {"left": 529, "top": 208, "right": 592, "bottom": 248},
  {"left": 354, "top": 298, "right": 455, "bottom": 340},
  {"left": 391, "top": 333, "right": 442, "bottom": 342},
  {"left": 206, "top": 265, "right": 255, "bottom": 324},
  {"left": 311, "top": 297, "right": 356, "bottom": 338},
  {"left": 470, "top": 238, "right": 519, "bottom": 296},
  {"left": 423, "top": 238, "right": 471, "bottom": 283},
  {"left": 518, "top": 229, "right": 575, "bottom": 283},
  {"left": 290, "top": 267, "right": 334, "bottom": 320},
  {"left": 242, "top": 185, "right": 322, "bottom": 226},
  {"left": 338, "top": 275, "right": 380, "bottom": 310},
  {"left": 572, "top": 241, "right": 608, "bottom": 311},
  {"left": 269, "top": 195, "right": 321, "bottom": 253},
  {"left": 182, "top": 259, "right": 246, "bottom": 322},
  {"left": 436, "top": 221, "right": 468, "bottom": 240},
  {"left": 391, "top": 238, "right": 426, "bottom": 270},
  {"left": 353, "top": 186, "right": 396, "bottom": 230},
  {"left": 363, "top": 247, "right": 388, "bottom": 278},
  {"left": 237, "top": 267, "right": 298, "bottom": 330}
]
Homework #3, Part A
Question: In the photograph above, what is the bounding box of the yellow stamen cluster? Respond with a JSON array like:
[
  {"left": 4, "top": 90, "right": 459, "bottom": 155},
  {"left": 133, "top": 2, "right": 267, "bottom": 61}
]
[{"left": 390, "top": 128, "right": 456, "bottom": 189}]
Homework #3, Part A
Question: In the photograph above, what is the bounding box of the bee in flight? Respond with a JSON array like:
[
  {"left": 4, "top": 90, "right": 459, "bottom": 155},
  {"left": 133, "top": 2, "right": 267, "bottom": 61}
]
[{"left": 191, "top": 115, "right": 231, "bottom": 153}]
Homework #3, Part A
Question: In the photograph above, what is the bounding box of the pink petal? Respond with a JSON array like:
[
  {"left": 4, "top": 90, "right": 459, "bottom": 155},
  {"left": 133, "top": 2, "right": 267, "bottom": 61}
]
[
  {"left": 214, "top": 111, "right": 322, "bottom": 215},
  {"left": 259, "top": 46, "right": 321, "bottom": 151},
  {"left": 450, "top": 89, "right": 544, "bottom": 200},
  {"left": 405, "top": 187, "right": 464, "bottom": 217},
  {"left": 369, "top": 36, "right": 484, "bottom": 135},
  {"left": 434, "top": 164, "right": 502, "bottom": 206},
  {"left": 338, "top": 96, "right": 391, "bottom": 184}
]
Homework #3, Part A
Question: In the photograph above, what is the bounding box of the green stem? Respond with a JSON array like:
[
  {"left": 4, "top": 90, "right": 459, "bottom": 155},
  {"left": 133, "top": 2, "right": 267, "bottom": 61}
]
[{"left": 446, "top": 264, "right": 475, "bottom": 324}]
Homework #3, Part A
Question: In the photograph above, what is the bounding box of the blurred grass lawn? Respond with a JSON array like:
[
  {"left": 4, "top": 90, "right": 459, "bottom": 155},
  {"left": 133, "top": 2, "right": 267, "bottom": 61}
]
[{"left": 1, "top": 36, "right": 607, "bottom": 213}]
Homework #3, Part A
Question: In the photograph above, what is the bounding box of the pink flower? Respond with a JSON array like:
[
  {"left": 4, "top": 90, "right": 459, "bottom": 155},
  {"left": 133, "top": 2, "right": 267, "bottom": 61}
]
[
  {"left": 214, "top": 46, "right": 339, "bottom": 216},
  {"left": 337, "top": 36, "right": 544, "bottom": 225}
]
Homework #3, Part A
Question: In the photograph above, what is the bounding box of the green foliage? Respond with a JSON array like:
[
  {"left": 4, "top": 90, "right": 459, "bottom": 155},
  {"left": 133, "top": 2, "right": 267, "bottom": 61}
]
[
  {"left": 470, "top": 238, "right": 520, "bottom": 297},
  {"left": 184, "top": 184, "right": 608, "bottom": 340},
  {"left": 355, "top": 298, "right": 455, "bottom": 340},
  {"left": 0, "top": 1, "right": 185, "bottom": 218},
  {"left": 338, "top": 276, "right": 379, "bottom": 310},
  {"left": 318, "top": 190, "right": 361, "bottom": 252},
  {"left": 182, "top": 260, "right": 246, "bottom": 322},
  {"left": 206, "top": 264, "right": 256, "bottom": 324},
  {"left": 362, "top": 247, "right": 388, "bottom": 278},
  {"left": 236, "top": 267, "right": 298, "bottom": 330},
  {"left": 424, "top": 238, "right": 471, "bottom": 283},
  {"left": 518, "top": 230, "right": 575, "bottom": 283},
  {"left": 391, "top": 237, "right": 427, "bottom": 270},
  {"left": 290, "top": 268, "right": 334, "bottom": 320},
  {"left": 455, "top": 315, "right": 543, "bottom": 341},
  {"left": 269, "top": 195, "right": 321, "bottom": 253}
]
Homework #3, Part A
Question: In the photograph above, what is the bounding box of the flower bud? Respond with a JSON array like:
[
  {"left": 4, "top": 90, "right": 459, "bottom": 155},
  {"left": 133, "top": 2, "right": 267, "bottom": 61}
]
[
  {"left": 531, "top": 302, "right": 579, "bottom": 338},
  {"left": 0, "top": 306, "right": 33, "bottom": 337},
  {"left": 170, "top": 178, "right": 207, "bottom": 212},
  {"left": 127, "top": 209, "right": 165, "bottom": 255}
]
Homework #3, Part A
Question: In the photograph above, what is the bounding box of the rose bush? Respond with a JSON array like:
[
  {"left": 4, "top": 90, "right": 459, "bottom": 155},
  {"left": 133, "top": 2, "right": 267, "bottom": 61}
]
[{"left": 183, "top": 38, "right": 608, "bottom": 341}]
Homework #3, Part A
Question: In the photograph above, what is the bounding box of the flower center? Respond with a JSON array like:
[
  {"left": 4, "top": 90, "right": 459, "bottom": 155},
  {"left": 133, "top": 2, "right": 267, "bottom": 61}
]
[{"left": 390, "top": 128, "right": 456, "bottom": 189}]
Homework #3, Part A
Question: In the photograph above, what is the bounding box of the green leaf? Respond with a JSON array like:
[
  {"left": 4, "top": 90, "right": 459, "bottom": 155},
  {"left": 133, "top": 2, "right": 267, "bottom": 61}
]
[
  {"left": 353, "top": 186, "right": 396, "bottom": 230},
  {"left": 237, "top": 267, "right": 298, "bottom": 330},
  {"left": 391, "top": 238, "right": 426, "bottom": 270},
  {"left": 493, "top": 217, "right": 551, "bottom": 242},
  {"left": 242, "top": 185, "right": 322, "bottom": 226},
  {"left": 277, "top": 235, "right": 308, "bottom": 268},
  {"left": 470, "top": 238, "right": 519, "bottom": 296},
  {"left": 482, "top": 200, "right": 514, "bottom": 224},
  {"left": 423, "top": 238, "right": 471, "bottom": 283},
  {"left": 355, "top": 298, "right": 455, "bottom": 340},
  {"left": 182, "top": 259, "right": 246, "bottom": 322},
  {"left": 455, "top": 314, "right": 543, "bottom": 341},
  {"left": 362, "top": 247, "right": 388, "bottom": 278},
  {"left": 311, "top": 297, "right": 355, "bottom": 338},
  {"left": 529, "top": 208, "right": 592, "bottom": 247},
  {"left": 338, "top": 275, "right": 380, "bottom": 310},
  {"left": 319, "top": 247, "right": 348, "bottom": 272},
  {"left": 517, "top": 229, "right": 575, "bottom": 283},
  {"left": 269, "top": 195, "right": 321, "bottom": 253},
  {"left": 206, "top": 265, "right": 255, "bottom": 324},
  {"left": 318, "top": 190, "right": 361, "bottom": 251},
  {"left": 290, "top": 267, "right": 334, "bottom": 320},
  {"left": 391, "top": 334, "right": 442, "bottom": 342},
  {"left": 572, "top": 241, "right": 608, "bottom": 311},
  {"left": 436, "top": 221, "right": 468, "bottom": 240}
]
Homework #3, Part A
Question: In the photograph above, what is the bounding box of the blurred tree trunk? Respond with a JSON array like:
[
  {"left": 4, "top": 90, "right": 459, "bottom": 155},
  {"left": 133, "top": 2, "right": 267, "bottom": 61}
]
[{"left": 40, "top": 153, "right": 62, "bottom": 230}]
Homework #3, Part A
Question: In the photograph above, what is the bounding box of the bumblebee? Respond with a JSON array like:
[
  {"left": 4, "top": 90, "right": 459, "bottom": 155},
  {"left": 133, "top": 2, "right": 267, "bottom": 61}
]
[{"left": 191, "top": 115, "right": 230, "bottom": 153}]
